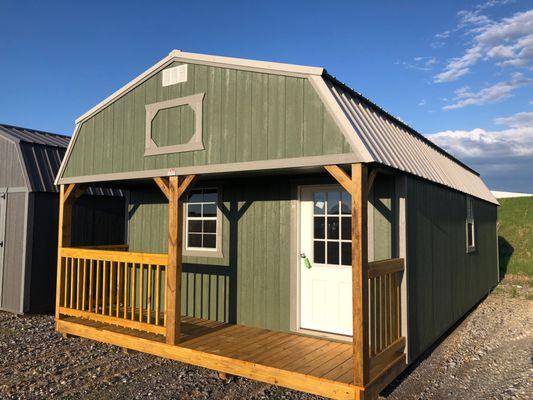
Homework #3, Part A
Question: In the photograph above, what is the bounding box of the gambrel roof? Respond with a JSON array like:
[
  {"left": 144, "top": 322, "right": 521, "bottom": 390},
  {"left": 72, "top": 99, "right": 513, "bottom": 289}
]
[{"left": 56, "top": 50, "right": 497, "bottom": 205}]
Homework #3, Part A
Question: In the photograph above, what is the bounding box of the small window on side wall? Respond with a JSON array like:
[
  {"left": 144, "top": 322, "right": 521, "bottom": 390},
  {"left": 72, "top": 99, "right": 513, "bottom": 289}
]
[
  {"left": 183, "top": 188, "right": 222, "bottom": 257},
  {"left": 466, "top": 196, "right": 475, "bottom": 253}
]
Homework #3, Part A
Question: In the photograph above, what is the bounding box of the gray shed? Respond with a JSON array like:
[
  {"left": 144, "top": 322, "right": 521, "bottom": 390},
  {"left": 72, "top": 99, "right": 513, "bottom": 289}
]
[{"left": 0, "top": 123, "right": 126, "bottom": 314}]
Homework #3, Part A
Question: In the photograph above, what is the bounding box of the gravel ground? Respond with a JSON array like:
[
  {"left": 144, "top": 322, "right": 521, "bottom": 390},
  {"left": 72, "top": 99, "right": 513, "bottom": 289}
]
[{"left": 0, "top": 278, "right": 531, "bottom": 400}]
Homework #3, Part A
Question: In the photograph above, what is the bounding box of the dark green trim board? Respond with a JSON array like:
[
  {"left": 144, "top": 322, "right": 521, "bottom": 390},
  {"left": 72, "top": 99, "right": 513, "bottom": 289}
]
[
  {"left": 62, "top": 62, "right": 353, "bottom": 180},
  {"left": 405, "top": 176, "right": 498, "bottom": 361}
]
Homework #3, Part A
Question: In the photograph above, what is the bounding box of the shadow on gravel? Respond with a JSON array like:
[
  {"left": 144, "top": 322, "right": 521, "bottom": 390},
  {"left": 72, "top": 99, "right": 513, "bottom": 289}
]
[{"left": 379, "top": 292, "right": 490, "bottom": 398}]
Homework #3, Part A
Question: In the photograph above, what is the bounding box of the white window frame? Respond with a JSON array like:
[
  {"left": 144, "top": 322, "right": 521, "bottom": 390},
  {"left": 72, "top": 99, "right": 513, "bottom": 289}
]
[
  {"left": 466, "top": 196, "right": 476, "bottom": 253},
  {"left": 182, "top": 187, "right": 223, "bottom": 258}
]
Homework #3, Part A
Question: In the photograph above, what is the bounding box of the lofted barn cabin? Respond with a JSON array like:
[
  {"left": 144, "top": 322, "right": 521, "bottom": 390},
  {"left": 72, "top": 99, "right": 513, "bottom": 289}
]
[{"left": 53, "top": 51, "right": 499, "bottom": 400}]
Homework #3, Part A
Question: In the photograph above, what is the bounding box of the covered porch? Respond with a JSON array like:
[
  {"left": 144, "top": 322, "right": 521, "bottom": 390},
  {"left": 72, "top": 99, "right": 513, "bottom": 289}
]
[{"left": 55, "top": 163, "right": 407, "bottom": 400}]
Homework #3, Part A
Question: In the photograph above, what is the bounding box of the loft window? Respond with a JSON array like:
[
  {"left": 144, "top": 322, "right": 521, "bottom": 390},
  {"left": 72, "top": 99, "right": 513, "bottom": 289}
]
[
  {"left": 466, "top": 196, "right": 475, "bottom": 253},
  {"left": 184, "top": 188, "right": 221, "bottom": 256}
]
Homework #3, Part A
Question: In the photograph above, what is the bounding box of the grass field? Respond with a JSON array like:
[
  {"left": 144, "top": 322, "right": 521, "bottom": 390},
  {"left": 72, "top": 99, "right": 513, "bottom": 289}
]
[{"left": 497, "top": 196, "right": 533, "bottom": 277}]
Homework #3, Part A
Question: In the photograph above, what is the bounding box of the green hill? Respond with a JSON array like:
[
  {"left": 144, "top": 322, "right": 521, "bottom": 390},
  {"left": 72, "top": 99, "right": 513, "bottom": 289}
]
[{"left": 497, "top": 196, "right": 533, "bottom": 277}]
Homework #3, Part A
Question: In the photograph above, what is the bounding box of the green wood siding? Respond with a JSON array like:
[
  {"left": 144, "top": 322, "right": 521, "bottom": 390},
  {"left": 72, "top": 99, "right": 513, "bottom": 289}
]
[
  {"left": 406, "top": 177, "right": 498, "bottom": 361},
  {"left": 63, "top": 63, "right": 351, "bottom": 178},
  {"left": 127, "top": 176, "right": 292, "bottom": 332}
]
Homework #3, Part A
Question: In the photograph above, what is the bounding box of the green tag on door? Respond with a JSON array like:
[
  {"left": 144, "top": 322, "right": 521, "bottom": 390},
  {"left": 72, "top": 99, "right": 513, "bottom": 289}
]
[{"left": 303, "top": 256, "right": 312, "bottom": 269}]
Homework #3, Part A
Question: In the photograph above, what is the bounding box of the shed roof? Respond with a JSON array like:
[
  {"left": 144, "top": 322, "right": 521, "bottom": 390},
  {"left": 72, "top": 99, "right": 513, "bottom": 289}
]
[{"left": 56, "top": 51, "right": 497, "bottom": 205}]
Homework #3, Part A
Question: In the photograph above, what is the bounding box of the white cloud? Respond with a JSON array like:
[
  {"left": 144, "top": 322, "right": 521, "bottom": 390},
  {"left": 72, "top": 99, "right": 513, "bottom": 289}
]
[
  {"left": 395, "top": 56, "right": 437, "bottom": 71},
  {"left": 434, "top": 9, "right": 533, "bottom": 82},
  {"left": 443, "top": 76, "right": 533, "bottom": 110},
  {"left": 418, "top": 99, "right": 427, "bottom": 106},
  {"left": 427, "top": 126, "right": 533, "bottom": 159},
  {"left": 494, "top": 111, "right": 533, "bottom": 127}
]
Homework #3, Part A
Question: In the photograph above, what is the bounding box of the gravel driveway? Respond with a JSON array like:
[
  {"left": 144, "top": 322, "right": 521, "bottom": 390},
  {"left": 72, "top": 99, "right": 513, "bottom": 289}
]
[{"left": 1, "top": 279, "right": 531, "bottom": 400}]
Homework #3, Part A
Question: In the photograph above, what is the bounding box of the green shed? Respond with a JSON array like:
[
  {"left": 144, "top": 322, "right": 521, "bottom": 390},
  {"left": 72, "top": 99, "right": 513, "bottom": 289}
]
[{"left": 53, "top": 51, "right": 499, "bottom": 400}]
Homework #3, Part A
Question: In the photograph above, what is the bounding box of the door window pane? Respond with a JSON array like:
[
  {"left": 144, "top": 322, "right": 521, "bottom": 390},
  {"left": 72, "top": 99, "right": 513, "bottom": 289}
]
[
  {"left": 314, "top": 192, "right": 326, "bottom": 215},
  {"left": 341, "top": 192, "right": 351, "bottom": 214},
  {"left": 341, "top": 217, "right": 351, "bottom": 240},
  {"left": 327, "top": 217, "right": 339, "bottom": 239},
  {"left": 327, "top": 241, "right": 339, "bottom": 264},
  {"left": 314, "top": 241, "right": 325, "bottom": 264},
  {"left": 314, "top": 217, "right": 325, "bottom": 239},
  {"left": 341, "top": 242, "right": 351, "bottom": 266},
  {"left": 327, "top": 191, "right": 340, "bottom": 214}
]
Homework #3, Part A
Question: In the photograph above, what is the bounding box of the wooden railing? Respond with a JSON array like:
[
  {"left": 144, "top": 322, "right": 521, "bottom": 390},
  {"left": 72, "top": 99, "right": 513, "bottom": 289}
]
[
  {"left": 367, "top": 257, "right": 405, "bottom": 377},
  {"left": 57, "top": 247, "right": 167, "bottom": 335}
]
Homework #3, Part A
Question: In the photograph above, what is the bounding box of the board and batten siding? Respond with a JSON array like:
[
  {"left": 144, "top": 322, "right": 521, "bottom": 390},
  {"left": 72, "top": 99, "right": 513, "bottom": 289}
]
[
  {"left": 128, "top": 176, "right": 292, "bottom": 332},
  {"left": 0, "top": 137, "right": 25, "bottom": 188},
  {"left": 406, "top": 177, "right": 498, "bottom": 361},
  {"left": 62, "top": 62, "right": 351, "bottom": 179},
  {"left": 1, "top": 192, "right": 27, "bottom": 312}
]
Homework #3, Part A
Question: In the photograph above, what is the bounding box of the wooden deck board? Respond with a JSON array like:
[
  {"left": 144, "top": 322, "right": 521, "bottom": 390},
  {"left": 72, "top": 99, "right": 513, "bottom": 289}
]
[{"left": 57, "top": 315, "right": 360, "bottom": 399}]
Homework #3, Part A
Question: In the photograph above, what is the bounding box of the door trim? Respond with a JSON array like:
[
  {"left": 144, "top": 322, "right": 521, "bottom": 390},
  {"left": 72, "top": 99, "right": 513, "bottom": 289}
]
[{"left": 290, "top": 184, "right": 352, "bottom": 343}]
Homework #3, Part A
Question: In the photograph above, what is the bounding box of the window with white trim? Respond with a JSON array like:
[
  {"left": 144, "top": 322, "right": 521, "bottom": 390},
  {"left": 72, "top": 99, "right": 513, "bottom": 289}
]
[
  {"left": 466, "top": 196, "right": 475, "bottom": 252},
  {"left": 185, "top": 188, "right": 218, "bottom": 251}
]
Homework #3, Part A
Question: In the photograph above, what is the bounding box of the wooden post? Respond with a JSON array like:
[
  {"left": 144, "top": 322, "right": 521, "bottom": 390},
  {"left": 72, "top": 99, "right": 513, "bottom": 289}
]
[
  {"left": 352, "top": 163, "right": 369, "bottom": 386},
  {"left": 166, "top": 176, "right": 183, "bottom": 345},
  {"left": 55, "top": 184, "right": 86, "bottom": 321}
]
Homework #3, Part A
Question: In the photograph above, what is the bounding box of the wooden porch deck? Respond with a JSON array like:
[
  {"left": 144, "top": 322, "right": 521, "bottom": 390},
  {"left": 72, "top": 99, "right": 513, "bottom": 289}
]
[{"left": 58, "top": 315, "right": 360, "bottom": 399}]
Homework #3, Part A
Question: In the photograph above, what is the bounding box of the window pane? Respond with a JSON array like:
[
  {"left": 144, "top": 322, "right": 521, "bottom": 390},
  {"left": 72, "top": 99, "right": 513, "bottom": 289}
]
[
  {"left": 314, "top": 192, "right": 326, "bottom": 215},
  {"left": 327, "top": 241, "right": 339, "bottom": 265},
  {"left": 188, "top": 204, "right": 202, "bottom": 217},
  {"left": 203, "top": 203, "right": 217, "bottom": 217},
  {"left": 341, "top": 242, "right": 351, "bottom": 266},
  {"left": 341, "top": 217, "right": 351, "bottom": 240},
  {"left": 327, "top": 191, "right": 340, "bottom": 214},
  {"left": 203, "top": 220, "right": 216, "bottom": 234},
  {"left": 203, "top": 234, "right": 216, "bottom": 248},
  {"left": 314, "top": 217, "right": 325, "bottom": 239},
  {"left": 188, "top": 220, "right": 202, "bottom": 233},
  {"left": 341, "top": 191, "right": 351, "bottom": 214},
  {"left": 467, "top": 222, "right": 474, "bottom": 246},
  {"left": 188, "top": 233, "right": 202, "bottom": 248},
  {"left": 327, "top": 217, "right": 339, "bottom": 239},
  {"left": 188, "top": 190, "right": 203, "bottom": 203},
  {"left": 314, "top": 241, "right": 325, "bottom": 264},
  {"left": 203, "top": 189, "right": 217, "bottom": 203}
]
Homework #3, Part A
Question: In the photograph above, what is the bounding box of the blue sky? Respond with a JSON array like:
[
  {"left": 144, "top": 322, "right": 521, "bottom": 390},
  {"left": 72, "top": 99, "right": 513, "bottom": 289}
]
[{"left": 1, "top": 0, "right": 531, "bottom": 191}]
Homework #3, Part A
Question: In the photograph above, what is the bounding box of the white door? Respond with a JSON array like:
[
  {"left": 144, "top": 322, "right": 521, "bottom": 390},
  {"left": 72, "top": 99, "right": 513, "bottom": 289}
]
[{"left": 299, "top": 186, "right": 353, "bottom": 336}]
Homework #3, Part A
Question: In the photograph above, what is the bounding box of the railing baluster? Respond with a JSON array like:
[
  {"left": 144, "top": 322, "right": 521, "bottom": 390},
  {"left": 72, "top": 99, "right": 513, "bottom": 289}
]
[
  {"left": 139, "top": 264, "right": 144, "bottom": 323},
  {"left": 155, "top": 265, "right": 160, "bottom": 326},
  {"left": 62, "top": 257, "right": 68, "bottom": 308},
  {"left": 123, "top": 262, "right": 128, "bottom": 319},
  {"left": 69, "top": 257, "right": 74, "bottom": 309},
  {"left": 88, "top": 259, "right": 94, "bottom": 312},
  {"left": 147, "top": 264, "right": 152, "bottom": 324},
  {"left": 95, "top": 260, "right": 100, "bottom": 313},
  {"left": 116, "top": 262, "right": 121, "bottom": 318},
  {"left": 109, "top": 261, "right": 114, "bottom": 316},
  {"left": 130, "top": 263, "right": 136, "bottom": 321},
  {"left": 81, "top": 259, "right": 86, "bottom": 310}
]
